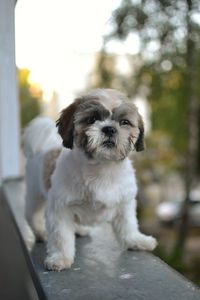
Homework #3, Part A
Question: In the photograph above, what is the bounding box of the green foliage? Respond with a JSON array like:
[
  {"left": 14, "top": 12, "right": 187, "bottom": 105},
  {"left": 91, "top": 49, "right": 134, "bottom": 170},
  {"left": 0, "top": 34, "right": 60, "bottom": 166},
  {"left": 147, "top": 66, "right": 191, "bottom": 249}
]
[
  {"left": 155, "top": 244, "right": 187, "bottom": 277},
  {"left": 18, "top": 69, "right": 41, "bottom": 128},
  {"left": 139, "top": 63, "right": 188, "bottom": 154},
  {"left": 100, "top": 0, "right": 200, "bottom": 170},
  {"left": 109, "top": 0, "right": 200, "bottom": 59},
  {"left": 155, "top": 244, "right": 200, "bottom": 286}
]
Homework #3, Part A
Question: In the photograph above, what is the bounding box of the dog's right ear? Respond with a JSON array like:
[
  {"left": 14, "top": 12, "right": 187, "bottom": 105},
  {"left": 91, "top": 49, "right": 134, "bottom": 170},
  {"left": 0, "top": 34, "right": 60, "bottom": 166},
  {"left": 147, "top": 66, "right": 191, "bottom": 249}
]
[{"left": 56, "top": 99, "right": 81, "bottom": 149}]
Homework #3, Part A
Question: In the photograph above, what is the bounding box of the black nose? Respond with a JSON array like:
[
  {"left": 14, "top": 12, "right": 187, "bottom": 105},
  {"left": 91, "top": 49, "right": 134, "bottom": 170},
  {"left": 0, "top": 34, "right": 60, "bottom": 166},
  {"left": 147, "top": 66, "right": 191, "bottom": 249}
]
[{"left": 102, "top": 126, "right": 117, "bottom": 136}]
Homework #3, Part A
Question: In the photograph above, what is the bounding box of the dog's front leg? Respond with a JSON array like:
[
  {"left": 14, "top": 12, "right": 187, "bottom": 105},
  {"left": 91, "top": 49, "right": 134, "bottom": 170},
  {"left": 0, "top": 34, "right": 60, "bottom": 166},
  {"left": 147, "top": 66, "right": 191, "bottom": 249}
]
[
  {"left": 44, "top": 205, "right": 75, "bottom": 271},
  {"left": 112, "top": 200, "right": 157, "bottom": 251}
]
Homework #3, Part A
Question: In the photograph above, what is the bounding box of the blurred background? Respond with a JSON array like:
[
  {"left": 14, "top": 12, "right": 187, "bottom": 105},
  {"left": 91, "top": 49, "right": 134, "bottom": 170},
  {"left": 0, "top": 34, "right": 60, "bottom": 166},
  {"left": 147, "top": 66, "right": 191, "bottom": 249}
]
[{"left": 15, "top": 0, "right": 200, "bottom": 285}]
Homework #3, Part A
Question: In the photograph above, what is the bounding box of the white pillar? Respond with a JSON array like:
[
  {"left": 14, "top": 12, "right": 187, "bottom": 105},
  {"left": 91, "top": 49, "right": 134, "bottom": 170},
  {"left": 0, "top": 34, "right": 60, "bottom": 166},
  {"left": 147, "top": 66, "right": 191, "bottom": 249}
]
[{"left": 0, "top": 0, "right": 21, "bottom": 182}]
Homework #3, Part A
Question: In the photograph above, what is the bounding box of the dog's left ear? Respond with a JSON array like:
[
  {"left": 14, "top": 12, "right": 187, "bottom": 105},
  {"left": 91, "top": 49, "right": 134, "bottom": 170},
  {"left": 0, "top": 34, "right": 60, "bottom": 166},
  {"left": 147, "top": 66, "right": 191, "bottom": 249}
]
[
  {"left": 135, "top": 114, "right": 145, "bottom": 152},
  {"left": 56, "top": 99, "right": 81, "bottom": 149}
]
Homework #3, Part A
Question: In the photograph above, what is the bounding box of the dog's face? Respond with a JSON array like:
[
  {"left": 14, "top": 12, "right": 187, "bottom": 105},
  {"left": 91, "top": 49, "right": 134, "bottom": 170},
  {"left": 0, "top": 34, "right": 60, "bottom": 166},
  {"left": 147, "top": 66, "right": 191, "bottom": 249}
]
[{"left": 57, "top": 89, "right": 145, "bottom": 161}]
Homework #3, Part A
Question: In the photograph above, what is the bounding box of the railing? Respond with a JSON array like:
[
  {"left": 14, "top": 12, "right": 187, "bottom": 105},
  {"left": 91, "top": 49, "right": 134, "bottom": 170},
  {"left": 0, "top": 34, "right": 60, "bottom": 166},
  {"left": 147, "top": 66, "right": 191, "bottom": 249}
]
[{"left": 1, "top": 179, "right": 200, "bottom": 300}]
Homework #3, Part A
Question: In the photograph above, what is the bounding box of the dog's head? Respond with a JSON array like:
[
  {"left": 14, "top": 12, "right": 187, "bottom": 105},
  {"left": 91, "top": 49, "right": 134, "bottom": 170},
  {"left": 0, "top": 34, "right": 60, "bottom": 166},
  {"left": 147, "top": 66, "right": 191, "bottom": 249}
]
[{"left": 56, "top": 89, "right": 145, "bottom": 161}]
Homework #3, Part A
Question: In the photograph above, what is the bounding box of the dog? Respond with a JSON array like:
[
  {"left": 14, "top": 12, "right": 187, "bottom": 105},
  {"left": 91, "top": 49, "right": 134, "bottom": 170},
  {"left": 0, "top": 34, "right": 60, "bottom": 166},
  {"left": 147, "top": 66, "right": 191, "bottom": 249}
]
[{"left": 23, "top": 88, "right": 157, "bottom": 271}]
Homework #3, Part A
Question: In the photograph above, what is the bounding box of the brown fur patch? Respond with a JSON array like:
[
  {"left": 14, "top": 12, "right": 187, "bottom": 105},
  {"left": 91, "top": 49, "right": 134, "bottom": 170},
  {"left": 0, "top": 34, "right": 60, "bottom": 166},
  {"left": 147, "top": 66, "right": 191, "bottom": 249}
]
[
  {"left": 56, "top": 99, "right": 82, "bottom": 149},
  {"left": 43, "top": 148, "right": 61, "bottom": 190}
]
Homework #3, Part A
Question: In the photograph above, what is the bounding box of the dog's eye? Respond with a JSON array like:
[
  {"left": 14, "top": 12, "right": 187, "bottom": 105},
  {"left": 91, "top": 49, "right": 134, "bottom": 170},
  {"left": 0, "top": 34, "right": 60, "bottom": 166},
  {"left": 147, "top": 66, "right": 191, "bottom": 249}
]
[
  {"left": 120, "top": 119, "right": 131, "bottom": 126},
  {"left": 87, "top": 116, "right": 96, "bottom": 124}
]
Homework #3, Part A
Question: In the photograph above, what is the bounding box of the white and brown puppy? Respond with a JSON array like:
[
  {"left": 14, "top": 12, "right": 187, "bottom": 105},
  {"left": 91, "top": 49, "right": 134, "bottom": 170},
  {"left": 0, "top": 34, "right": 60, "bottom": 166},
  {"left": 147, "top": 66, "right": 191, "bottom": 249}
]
[{"left": 24, "top": 89, "right": 157, "bottom": 271}]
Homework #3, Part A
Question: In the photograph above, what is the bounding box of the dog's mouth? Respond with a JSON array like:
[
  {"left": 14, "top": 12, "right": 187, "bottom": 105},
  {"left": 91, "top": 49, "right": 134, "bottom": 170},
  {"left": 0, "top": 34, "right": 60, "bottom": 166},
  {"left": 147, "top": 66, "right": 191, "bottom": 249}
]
[{"left": 102, "top": 140, "right": 115, "bottom": 148}]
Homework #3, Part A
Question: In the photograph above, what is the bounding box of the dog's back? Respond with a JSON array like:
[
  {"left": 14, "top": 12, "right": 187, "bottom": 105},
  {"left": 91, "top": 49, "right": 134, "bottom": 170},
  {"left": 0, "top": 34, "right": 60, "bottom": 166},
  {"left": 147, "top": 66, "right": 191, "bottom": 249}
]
[
  {"left": 23, "top": 116, "right": 62, "bottom": 159},
  {"left": 23, "top": 116, "right": 62, "bottom": 198}
]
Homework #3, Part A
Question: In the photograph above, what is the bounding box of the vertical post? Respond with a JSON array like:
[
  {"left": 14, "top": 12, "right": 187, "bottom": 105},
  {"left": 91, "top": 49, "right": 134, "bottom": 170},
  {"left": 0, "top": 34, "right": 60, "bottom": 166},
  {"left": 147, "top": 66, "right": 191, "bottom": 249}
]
[{"left": 0, "top": 0, "right": 21, "bottom": 182}]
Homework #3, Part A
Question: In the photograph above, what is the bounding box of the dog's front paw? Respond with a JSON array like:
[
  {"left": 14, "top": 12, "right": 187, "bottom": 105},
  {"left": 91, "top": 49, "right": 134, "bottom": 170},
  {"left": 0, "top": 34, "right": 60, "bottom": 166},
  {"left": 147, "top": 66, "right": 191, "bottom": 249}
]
[
  {"left": 44, "top": 254, "right": 74, "bottom": 271},
  {"left": 126, "top": 234, "right": 157, "bottom": 251}
]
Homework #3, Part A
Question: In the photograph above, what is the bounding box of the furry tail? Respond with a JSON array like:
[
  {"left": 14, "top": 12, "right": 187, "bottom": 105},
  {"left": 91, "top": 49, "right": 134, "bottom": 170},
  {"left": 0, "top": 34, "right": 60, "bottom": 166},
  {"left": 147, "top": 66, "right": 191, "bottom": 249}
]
[{"left": 23, "top": 116, "right": 62, "bottom": 158}]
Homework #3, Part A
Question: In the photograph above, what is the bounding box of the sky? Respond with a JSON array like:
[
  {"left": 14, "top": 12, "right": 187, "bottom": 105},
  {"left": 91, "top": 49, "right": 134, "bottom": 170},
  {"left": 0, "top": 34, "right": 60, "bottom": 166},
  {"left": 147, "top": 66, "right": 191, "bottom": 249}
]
[
  {"left": 14, "top": 0, "right": 153, "bottom": 130},
  {"left": 15, "top": 0, "right": 140, "bottom": 109}
]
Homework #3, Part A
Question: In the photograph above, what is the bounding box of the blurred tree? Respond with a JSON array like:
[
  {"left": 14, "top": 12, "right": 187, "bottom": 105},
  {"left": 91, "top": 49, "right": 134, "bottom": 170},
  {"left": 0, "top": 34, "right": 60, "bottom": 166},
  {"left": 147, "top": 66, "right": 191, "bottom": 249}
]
[
  {"left": 103, "top": 0, "right": 200, "bottom": 253},
  {"left": 90, "top": 51, "right": 117, "bottom": 88},
  {"left": 18, "top": 69, "right": 41, "bottom": 128},
  {"left": 90, "top": 50, "right": 138, "bottom": 96}
]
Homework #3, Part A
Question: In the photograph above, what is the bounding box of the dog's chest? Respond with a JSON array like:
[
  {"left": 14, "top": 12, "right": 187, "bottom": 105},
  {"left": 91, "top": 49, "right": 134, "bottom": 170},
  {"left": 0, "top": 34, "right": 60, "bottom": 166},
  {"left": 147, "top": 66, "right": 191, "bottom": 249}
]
[
  {"left": 64, "top": 158, "right": 136, "bottom": 225},
  {"left": 72, "top": 195, "right": 114, "bottom": 225},
  {"left": 70, "top": 168, "right": 122, "bottom": 225},
  {"left": 83, "top": 166, "right": 123, "bottom": 205}
]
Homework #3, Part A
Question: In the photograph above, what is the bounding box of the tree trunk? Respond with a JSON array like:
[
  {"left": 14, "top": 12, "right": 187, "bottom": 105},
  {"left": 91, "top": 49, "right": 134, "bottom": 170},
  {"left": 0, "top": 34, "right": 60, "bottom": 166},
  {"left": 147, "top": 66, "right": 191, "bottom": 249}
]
[{"left": 176, "top": 0, "right": 199, "bottom": 251}]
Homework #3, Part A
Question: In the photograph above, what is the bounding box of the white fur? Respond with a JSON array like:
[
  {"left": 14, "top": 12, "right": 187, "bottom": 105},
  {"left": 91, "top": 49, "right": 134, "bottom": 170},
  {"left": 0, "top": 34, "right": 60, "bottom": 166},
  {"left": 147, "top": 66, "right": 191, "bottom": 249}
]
[
  {"left": 23, "top": 117, "right": 62, "bottom": 242},
  {"left": 23, "top": 116, "right": 62, "bottom": 158},
  {"left": 24, "top": 117, "right": 157, "bottom": 271}
]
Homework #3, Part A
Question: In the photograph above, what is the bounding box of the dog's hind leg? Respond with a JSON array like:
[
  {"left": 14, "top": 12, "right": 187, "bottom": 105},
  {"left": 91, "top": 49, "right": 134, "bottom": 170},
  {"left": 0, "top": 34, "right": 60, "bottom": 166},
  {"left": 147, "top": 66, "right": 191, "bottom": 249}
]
[
  {"left": 31, "top": 202, "right": 47, "bottom": 242},
  {"left": 25, "top": 189, "right": 47, "bottom": 244},
  {"left": 21, "top": 220, "right": 36, "bottom": 251}
]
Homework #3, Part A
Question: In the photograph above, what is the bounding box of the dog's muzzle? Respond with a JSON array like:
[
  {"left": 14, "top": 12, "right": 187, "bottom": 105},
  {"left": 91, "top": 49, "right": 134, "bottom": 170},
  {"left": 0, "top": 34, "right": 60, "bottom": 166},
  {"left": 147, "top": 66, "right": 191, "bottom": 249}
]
[
  {"left": 101, "top": 126, "right": 117, "bottom": 148},
  {"left": 102, "top": 126, "right": 117, "bottom": 137},
  {"left": 102, "top": 140, "right": 115, "bottom": 148}
]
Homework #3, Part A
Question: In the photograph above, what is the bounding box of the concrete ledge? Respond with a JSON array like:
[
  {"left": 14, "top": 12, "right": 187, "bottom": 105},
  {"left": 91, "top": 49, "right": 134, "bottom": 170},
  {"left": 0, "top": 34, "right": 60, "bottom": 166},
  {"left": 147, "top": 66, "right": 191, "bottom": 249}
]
[{"left": 2, "top": 179, "right": 200, "bottom": 300}]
